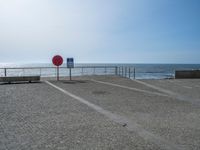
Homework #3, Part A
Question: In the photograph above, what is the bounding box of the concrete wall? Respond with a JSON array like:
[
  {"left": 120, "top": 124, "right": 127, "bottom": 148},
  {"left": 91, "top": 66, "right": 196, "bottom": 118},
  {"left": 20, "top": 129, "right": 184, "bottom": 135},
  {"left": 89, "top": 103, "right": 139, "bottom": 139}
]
[
  {"left": 0, "top": 76, "right": 40, "bottom": 82},
  {"left": 175, "top": 70, "right": 200, "bottom": 79}
]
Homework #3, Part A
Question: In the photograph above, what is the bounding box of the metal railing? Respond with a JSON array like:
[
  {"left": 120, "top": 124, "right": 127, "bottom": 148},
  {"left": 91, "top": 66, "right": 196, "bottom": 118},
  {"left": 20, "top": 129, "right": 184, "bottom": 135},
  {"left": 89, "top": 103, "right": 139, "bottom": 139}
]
[
  {"left": 116, "top": 66, "right": 136, "bottom": 79},
  {"left": 0, "top": 65, "right": 176, "bottom": 79},
  {"left": 0, "top": 66, "right": 136, "bottom": 79}
]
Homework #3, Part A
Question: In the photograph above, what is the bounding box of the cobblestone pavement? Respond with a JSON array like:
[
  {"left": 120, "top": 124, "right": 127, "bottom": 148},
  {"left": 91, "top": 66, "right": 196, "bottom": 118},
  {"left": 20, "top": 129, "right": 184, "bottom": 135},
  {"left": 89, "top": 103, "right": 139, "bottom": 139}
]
[{"left": 1, "top": 76, "right": 200, "bottom": 150}]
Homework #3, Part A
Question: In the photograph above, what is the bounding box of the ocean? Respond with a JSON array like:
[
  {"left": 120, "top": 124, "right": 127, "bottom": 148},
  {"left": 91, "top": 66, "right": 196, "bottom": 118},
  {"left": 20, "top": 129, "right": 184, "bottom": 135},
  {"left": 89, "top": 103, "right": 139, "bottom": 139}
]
[{"left": 0, "top": 63, "right": 200, "bottom": 79}]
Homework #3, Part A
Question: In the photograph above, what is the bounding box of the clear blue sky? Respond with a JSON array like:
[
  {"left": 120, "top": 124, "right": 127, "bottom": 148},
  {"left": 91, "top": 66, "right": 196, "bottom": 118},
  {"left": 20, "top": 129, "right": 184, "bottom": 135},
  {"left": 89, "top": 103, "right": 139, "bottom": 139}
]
[{"left": 0, "top": 0, "right": 200, "bottom": 64}]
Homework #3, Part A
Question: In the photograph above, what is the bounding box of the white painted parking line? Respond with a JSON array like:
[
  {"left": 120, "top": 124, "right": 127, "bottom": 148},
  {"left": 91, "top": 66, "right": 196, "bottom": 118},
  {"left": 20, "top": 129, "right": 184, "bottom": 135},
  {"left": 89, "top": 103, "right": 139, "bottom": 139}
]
[
  {"left": 134, "top": 80, "right": 200, "bottom": 105},
  {"left": 134, "top": 80, "right": 176, "bottom": 95},
  {"left": 168, "top": 80, "right": 193, "bottom": 89},
  {"left": 183, "top": 86, "right": 192, "bottom": 89},
  {"left": 45, "top": 81, "right": 185, "bottom": 150},
  {"left": 90, "top": 79, "right": 168, "bottom": 97}
]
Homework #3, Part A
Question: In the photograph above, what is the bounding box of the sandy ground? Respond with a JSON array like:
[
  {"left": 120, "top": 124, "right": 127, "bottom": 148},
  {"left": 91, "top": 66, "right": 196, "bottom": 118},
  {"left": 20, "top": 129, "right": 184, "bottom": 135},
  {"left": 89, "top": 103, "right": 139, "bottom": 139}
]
[{"left": 0, "top": 75, "right": 200, "bottom": 150}]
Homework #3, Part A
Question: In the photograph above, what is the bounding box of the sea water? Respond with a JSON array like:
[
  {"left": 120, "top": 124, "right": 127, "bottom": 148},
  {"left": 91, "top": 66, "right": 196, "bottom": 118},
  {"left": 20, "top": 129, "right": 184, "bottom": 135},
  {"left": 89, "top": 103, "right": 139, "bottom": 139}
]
[{"left": 0, "top": 63, "right": 200, "bottom": 79}]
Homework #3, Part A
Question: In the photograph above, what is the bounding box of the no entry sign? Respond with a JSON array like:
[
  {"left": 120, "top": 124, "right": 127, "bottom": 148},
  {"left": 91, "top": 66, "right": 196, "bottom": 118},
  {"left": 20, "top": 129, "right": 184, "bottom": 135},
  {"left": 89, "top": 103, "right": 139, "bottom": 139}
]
[{"left": 52, "top": 55, "right": 63, "bottom": 66}]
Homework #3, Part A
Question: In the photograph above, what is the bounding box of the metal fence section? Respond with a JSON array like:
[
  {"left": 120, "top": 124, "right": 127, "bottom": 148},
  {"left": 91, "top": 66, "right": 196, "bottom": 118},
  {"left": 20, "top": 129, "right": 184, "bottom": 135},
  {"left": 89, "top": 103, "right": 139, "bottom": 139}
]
[
  {"left": 116, "top": 66, "right": 136, "bottom": 79},
  {"left": 116, "top": 66, "right": 174, "bottom": 79},
  {"left": 0, "top": 65, "right": 178, "bottom": 79},
  {"left": 0, "top": 65, "right": 177, "bottom": 79},
  {"left": 0, "top": 66, "right": 133, "bottom": 78}
]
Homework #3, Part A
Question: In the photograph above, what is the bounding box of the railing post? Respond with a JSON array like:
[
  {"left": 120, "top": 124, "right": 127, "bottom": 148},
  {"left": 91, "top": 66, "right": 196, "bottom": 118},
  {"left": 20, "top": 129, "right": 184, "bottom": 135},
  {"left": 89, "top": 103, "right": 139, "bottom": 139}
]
[
  {"left": 40, "top": 68, "right": 42, "bottom": 76},
  {"left": 134, "top": 68, "right": 136, "bottom": 79},
  {"left": 122, "top": 66, "right": 124, "bottom": 77},
  {"left": 129, "top": 67, "right": 131, "bottom": 78},
  {"left": 115, "top": 66, "right": 118, "bottom": 75},
  {"left": 4, "top": 68, "right": 7, "bottom": 77},
  {"left": 125, "top": 67, "right": 127, "bottom": 78},
  {"left": 105, "top": 66, "right": 107, "bottom": 75},
  {"left": 93, "top": 67, "right": 95, "bottom": 75}
]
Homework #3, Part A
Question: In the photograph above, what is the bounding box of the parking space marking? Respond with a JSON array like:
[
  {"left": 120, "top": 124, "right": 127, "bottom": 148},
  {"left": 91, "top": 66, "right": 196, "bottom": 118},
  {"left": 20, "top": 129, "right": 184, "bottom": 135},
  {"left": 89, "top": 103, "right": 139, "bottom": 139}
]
[
  {"left": 183, "top": 86, "right": 192, "bottom": 89},
  {"left": 134, "top": 80, "right": 200, "bottom": 105},
  {"left": 168, "top": 80, "right": 193, "bottom": 89},
  {"left": 90, "top": 79, "right": 168, "bottom": 97},
  {"left": 45, "top": 81, "right": 185, "bottom": 150}
]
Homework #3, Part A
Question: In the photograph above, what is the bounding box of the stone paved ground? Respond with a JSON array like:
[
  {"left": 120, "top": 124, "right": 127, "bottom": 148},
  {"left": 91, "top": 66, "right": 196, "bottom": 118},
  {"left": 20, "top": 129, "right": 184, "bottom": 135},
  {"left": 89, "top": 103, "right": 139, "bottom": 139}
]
[{"left": 0, "top": 76, "right": 200, "bottom": 150}]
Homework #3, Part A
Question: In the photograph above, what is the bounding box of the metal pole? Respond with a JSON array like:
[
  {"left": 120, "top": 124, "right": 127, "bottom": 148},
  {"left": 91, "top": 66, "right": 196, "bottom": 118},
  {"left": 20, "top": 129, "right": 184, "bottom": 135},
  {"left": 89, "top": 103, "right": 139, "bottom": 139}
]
[
  {"left": 40, "top": 68, "right": 42, "bottom": 76},
  {"left": 57, "top": 66, "right": 59, "bottom": 81},
  {"left": 115, "top": 66, "right": 118, "bottom": 75},
  {"left": 93, "top": 67, "right": 95, "bottom": 75},
  {"left": 118, "top": 67, "right": 119, "bottom": 76},
  {"left": 105, "top": 67, "right": 107, "bottom": 75},
  {"left": 69, "top": 68, "right": 72, "bottom": 80},
  {"left": 129, "top": 67, "right": 131, "bottom": 78},
  {"left": 4, "top": 68, "right": 7, "bottom": 77},
  {"left": 134, "top": 68, "right": 136, "bottom": 79},
  {"left": 122, "top": 67, "right": 124, "bottom": 77},
  {"left": 117, "top": 66, "right": 118, "bottom": 75},
  {"left": 125, "top": 67, "right": 127, "bottom": 77}
]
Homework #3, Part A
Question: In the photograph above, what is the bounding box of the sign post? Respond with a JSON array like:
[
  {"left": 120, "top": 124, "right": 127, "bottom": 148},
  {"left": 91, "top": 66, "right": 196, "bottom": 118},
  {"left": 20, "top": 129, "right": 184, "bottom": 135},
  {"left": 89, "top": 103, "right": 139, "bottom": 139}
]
[
  {"left": 57, "top": 66, "right": 59, "bottom": 81},
  {"left": 69, "top": 68, "right": 72, "bottom": 80},
  {"left": 67, "top": 58, "right": 74, "bottom": 80},
  {"left": 52, "top": 55, "right": 63, "bottom": 81}
]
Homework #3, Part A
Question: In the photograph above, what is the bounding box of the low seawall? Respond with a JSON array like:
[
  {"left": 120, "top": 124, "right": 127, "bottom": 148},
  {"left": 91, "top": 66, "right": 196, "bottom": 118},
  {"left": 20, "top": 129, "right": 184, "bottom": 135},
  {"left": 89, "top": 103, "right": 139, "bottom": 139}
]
[{"left": 175, "top": 70, "right": 200, "bottom": 79}]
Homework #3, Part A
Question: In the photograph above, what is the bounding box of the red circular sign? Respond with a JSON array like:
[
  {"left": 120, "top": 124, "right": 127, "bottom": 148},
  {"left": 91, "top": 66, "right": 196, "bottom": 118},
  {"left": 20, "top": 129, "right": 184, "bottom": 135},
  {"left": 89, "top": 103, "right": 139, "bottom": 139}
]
[{"left": 52, "top": 55, "right": 63, "bottom": 66}]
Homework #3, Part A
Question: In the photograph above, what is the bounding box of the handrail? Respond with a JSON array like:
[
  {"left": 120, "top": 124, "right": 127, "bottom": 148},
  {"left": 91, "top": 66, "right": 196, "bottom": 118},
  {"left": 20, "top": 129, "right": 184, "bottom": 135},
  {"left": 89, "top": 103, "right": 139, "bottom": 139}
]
[
  {"left": 0, "top": 66, "right": 117, "bottom": 69},
  {"left": 0, "top": 66, "right": 136, "bottom": 79}
]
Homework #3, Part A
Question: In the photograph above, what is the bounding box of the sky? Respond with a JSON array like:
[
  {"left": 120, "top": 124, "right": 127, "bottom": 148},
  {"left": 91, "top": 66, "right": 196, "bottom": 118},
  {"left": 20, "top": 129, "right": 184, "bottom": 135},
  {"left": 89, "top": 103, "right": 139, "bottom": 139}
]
[{"left": 0, "top": 0, "right": 200, "bottom": 64}]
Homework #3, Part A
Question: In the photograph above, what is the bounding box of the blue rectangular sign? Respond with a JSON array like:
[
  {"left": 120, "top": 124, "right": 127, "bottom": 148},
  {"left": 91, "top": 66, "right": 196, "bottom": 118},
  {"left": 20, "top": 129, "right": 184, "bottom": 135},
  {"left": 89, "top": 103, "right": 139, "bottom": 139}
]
[{"left": 67, "top": 58, "right": 74, "bottom": 68}]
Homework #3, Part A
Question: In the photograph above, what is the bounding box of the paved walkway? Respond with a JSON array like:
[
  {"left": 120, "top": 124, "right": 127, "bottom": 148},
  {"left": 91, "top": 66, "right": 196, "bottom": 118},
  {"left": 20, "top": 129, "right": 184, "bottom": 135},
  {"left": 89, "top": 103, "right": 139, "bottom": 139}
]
[{"left": 0, "top": 76, "right": 200, "bottom": 150}]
